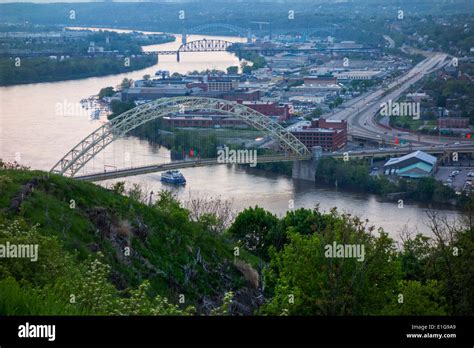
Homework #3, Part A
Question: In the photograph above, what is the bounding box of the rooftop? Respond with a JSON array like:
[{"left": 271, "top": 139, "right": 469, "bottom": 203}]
[{"left": 384, "top": 150, "right": 437, "bottom": 167}]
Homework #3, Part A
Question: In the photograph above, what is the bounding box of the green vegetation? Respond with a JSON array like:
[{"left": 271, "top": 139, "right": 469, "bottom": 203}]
[
  {"left": 0, "top": 163, "right": 254, "bottom": 315},
  {"left": 0, "top": 29, "right": 175, "bottom": 86},
  {"left": 389, "top": 115, "right": 436, "bottom": 132},
  {"left": 315, "top": 157, "right": 460, "bottom": 206},
  {"left": 237, "top": 50, "right": 266, "bottom": 73},
  {"left": 424, "top": 75, "right": 474, "bottom": 123},
  {"left": 0, "top": 55, "right": 157, "bottom": 86},
  {"left": 98, "top": 86, "right": 116, "bottom": 99},
  {"left": 1, "top": 159, "right": 473, "bottom": 315},
  {"left": 228, "top": 204, "right": 474, "bottom": 316}
]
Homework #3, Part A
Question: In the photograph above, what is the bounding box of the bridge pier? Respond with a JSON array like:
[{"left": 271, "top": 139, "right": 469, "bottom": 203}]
[{"left": 292, "top": 146, "right": 322, "bottom": 182}]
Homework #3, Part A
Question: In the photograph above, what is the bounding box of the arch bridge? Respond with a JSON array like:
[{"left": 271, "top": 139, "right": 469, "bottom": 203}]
[
  {"left": 184, "top": 23, "right": 251, "bottom": 43},
  {"left": 50, "top": 97, "right": 311, "bottom": 179}
]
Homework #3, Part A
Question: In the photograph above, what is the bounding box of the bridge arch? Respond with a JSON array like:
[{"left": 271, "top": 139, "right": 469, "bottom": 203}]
[
  {"left": 50, "top": 97, "right": 310, "bottom": 177},
  {"left": 188, "top": 23, "right": 250, "bottom": 38}
]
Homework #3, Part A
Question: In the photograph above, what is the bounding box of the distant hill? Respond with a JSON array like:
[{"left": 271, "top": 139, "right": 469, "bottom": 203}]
[{"left": 0, "top": 1, "right": 473, "bottom": 34}]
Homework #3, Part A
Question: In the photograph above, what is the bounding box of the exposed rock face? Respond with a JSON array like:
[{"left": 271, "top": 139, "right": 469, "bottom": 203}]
[
  {"left": 85, "top": 207, "right": 132, "bottom": 266},
  {"left": 231, "top": 288, "right": 265, "bottom": 315},
  {"left": 196, "top": 260, "right": 265, "bottom": 316},
  {"left": 9, "top": 176, "right": 46, "bottom": 213},
  {"left": 233, "top": 259, "right": 259, "bottom": 289}
]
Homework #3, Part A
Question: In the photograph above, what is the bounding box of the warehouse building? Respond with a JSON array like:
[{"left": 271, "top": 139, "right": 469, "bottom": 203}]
[{"left": 383, "top": 151, "right": 437, "bottom": 178}]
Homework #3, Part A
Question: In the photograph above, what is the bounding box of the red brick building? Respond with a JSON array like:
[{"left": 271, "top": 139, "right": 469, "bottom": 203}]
[
  {"left": 238, "top": 100, "right": 292, "bottom": 121},
  {"left": 303, "top": 75, "right": 338, "bottom": 85},
  {"left": 222, "top": 89, "right": 261, "bottom": 101},
  {"left": 438, "top": 118, "right": 470, "bottom": 129},
  {"left": 291, "top": 118, "right": 347, "bottom": 151}
]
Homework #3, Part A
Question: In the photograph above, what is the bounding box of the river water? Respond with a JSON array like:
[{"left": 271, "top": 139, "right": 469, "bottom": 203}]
[{"left": 0, "top": 29, "right": 461, "bottom": 238}]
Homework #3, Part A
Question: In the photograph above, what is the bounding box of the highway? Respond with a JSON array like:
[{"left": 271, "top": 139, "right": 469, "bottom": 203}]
[
  {"left": 328, "top": 144, "right": 474, "bottom": 159},
  {"left": 328, "top": 52, "right": 458, "bottom": 146}
]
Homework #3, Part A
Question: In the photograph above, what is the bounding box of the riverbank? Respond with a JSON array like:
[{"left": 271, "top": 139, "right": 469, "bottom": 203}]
[
  {"left": 315, "top": 157, "right": 467, "bottom": 208},
  {"left": 0, "top": 29, "right": 175, "bottom": 86},
  {"left": 0, "top": 55, "right": 160, "bottom": 86}
]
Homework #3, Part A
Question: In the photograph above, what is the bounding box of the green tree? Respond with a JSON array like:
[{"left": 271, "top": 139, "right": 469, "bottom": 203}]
[
  {"left": 120, "top": 78, "right": 134, "bottom": 90},
  {"left": 226, "top": 66, "right": 238, "bottom": 74},
  {"left": 98, "top": 86, "right": 115, "bottom": 99},
  {"left": 382, "top": 280, "right": 446, "bottom": 315},
  {"left": 228, "top": 206, "right": 279, "bottom": 260},
  {"left": 260, "top": 209, "right": 402, "bottom": 315}
]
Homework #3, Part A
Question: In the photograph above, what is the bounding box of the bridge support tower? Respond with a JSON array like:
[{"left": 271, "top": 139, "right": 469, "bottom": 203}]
[
  {"left": 182, "top": 30, "right": 187, "bottom": 45},
  {"left": 292, "top": 146, "right": 322, "bottom": 182}
]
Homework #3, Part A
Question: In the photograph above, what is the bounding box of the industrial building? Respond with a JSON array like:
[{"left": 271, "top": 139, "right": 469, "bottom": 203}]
[
  {"left": 290, "top": 118, "right": 347, "bottom": 151},
  {"left": 383, "top": 151, "right": 437, "bottom": 178}
]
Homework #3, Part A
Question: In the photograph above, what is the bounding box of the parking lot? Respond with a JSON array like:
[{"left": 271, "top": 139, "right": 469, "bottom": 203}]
[{"left": 435, "top": 166, "right": 474, "bottom": 192}]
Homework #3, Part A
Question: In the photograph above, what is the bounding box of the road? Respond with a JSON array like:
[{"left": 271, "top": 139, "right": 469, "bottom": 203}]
[
  {"left": 74, "top": 154, "right": 310, "bottom": 181},
  {"left": 328, "top": 52, "right": 458, "bottom": 146},
  {"left": 329, "top": 144, "right": 474, "bottom": 159}
]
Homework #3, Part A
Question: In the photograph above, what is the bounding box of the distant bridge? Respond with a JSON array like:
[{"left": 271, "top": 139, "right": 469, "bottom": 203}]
[
  {"left": 184, "top": 23, "right": 251, "bottom": 43},
  {"left": 152, "top": 38, "right": 234, "bottom": 61},
  {"left": 150, "top": 38, "right": 381, "bottom": 61}
]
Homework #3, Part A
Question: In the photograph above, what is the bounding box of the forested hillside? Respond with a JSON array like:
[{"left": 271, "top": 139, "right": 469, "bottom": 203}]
[{"left": 0, "top": 161, "right": 473, "bottom": 315}]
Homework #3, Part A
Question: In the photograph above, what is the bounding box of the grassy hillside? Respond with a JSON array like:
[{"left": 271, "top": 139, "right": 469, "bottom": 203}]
[{"left": 0, "top": 166, "right": 262, "bottom": 315}]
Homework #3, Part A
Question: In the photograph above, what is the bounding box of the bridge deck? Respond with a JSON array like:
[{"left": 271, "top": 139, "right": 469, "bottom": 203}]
[{"left": 75, "top": 154, "right": 311, "bottom": 182}]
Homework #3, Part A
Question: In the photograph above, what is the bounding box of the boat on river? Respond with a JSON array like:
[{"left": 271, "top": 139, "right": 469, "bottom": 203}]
[{"left": 160, "top": 170, "right": 186, "bottom": 185}]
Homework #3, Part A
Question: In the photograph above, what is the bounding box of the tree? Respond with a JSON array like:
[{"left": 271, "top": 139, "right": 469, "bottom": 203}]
[
  {"left": 226, "top": 66, "right": 238, "bottom": 74},
  {"left": 309, "top": 108, "right": 323, "bottom": 118},
  {"left": 228, "top": 206, "right": 279, "bottom": 260},
  {"left": 260, "top": 209, "right": 402, "bottom": 315},
  {"left": 119, "top": 78, "right": 133, "bottom": 90},
  {"left": 381, "top": 280, "right": 446, "bottom": 315},
  {"left": 109, "top": 100, "right": 136, "bottom": 119},
  {"left": 241, "top": 62, "right": 252, "bottom": 75},
  {"left": 98, "top": 86, "right": 115, "bottom": 99}
]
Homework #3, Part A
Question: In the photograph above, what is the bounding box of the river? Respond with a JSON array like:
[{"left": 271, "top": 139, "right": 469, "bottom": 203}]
[{"left": 0, "top": 29, "right": 462, "bottom": 238}]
